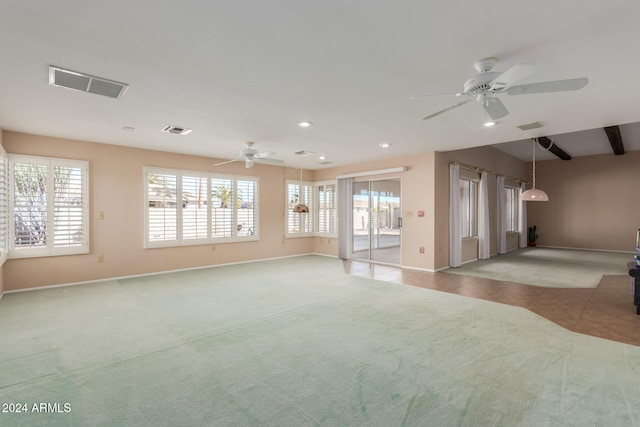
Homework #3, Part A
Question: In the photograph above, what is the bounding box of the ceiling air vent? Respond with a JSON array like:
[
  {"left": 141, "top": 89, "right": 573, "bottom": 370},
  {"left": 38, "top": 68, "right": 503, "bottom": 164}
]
[
  {"left": 517, "top": 122, "right": 543, "bottom": 131},
  {"left": 49, "top": 66, "right": 128, "bottom": 99},
  {"left": 294, "top": 150, "right": 315, "bottom": 156},
  {"left": 161, "top": 125, "right": 193, "bottom": 135}
]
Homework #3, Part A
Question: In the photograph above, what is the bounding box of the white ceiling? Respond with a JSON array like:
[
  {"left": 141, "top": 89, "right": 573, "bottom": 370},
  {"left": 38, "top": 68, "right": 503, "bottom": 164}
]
[{"left": 1, "top": 1, "right": 640, "bottom": 169}]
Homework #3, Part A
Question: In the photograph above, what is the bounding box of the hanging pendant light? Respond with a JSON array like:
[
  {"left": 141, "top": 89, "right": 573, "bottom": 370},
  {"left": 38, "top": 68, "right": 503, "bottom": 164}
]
[
  {"left": 521, "top": 138, "right": 549, "bottom": 201},
  {"left": 293, "top": 155, "right": 309, "bottom": 213}
]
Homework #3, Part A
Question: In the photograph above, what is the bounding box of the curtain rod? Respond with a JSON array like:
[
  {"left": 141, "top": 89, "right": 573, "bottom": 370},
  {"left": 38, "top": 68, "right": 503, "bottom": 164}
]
[{"left": 450, "top": 162, "right": 528, "bottom": 184}]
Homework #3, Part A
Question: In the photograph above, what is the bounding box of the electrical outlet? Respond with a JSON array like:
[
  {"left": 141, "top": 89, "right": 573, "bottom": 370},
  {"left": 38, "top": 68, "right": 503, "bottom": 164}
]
[
  {"left": 97, "top": 254, "right": 104, "bottom": 263},
  {"left": 211, "top": 245, "right": 216, "bottom": 252},
  {"left": 97, "top": 211, "right": 104, "bottom": 220}
]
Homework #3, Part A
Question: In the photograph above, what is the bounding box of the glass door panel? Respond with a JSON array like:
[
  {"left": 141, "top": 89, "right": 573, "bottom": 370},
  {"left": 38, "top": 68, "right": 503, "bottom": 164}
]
[
  {"left": 370, "top": 179, "right": 401, "bottom": 264},
  {"left": 351, "top": 179, "right": 401, "bottom": 265},
  {"left": 351, "top": 181, "right": 370, "bottom": 260}
]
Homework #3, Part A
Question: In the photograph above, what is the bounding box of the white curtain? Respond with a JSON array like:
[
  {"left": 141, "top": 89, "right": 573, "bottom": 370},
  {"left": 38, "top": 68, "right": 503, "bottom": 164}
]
[
  {"left": 519, "top": 181, "right": 528, "bottom": 248},
  {"left": 478, "top": 171, "right": 490, "bottom": 259},
  {"left": 496, "top": 175, "right": 507, "bottom": 254},
  {"left": 337, "top": 177, "right": 353, "bottom": 259},
  {"left": 449, "top": 164, "right": 461, "bottom": 267}
]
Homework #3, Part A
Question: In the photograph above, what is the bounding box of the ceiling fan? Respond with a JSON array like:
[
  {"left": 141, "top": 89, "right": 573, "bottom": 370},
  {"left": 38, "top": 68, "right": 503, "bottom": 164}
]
[
  {"left": 416, "top": 57, "right": 588, "bottom": 122},
  {"left": 214, "top": 142, "right": 284, "bottom": 169}
]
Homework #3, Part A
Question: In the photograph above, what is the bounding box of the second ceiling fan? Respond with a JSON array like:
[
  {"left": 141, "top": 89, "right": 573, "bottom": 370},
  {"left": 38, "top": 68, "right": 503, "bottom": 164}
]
[
  {"left": 214, "top": 142, "right": 284, "bottom": 169},
  {"left": 417, "top": 57, "right": 588, "bottom": 122}
]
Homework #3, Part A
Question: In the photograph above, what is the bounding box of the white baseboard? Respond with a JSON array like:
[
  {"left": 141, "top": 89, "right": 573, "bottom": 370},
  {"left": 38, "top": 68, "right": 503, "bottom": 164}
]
[
  {"left": 537, "top": 245, "right": 635, "bottom": 254},
  {"left": 401, "top": 265, "right": 439, "bottom": 273},
  {"left": 4, "top": 253, "right": 326, "bottom": 295}
]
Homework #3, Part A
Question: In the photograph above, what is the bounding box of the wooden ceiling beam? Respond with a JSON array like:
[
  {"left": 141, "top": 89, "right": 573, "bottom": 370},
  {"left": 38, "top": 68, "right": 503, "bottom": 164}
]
[
  {"left": 537, "top": 136, "right": 572, "bottom": 160},
  {"left": 604, "top": 125, "right": 625, "bottom": 155}
]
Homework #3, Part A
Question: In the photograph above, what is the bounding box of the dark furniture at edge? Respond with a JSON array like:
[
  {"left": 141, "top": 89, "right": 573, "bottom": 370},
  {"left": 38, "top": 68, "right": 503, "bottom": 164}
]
[{"left": 628, "top": 262, "right": 640, "bottom": 315}]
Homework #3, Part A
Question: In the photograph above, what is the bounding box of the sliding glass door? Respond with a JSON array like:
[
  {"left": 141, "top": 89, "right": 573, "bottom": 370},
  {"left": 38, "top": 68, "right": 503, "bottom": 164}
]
[{"left": 351, "top": 179, "right": 401, "bottom": 264}]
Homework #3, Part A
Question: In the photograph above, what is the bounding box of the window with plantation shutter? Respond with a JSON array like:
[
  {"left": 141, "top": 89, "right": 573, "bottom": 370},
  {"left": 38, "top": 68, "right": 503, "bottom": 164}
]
[
  {"left": 505, "top": 186, "right": 519, "bottom": 233},
  {"left": 286, "top": 180, "right": 313, "bottom": 237},
  {"left": 211, "top": 177, "right": 233, "bottom": 239},
  {"left": 0, "top": 147, "right": 8, "bottom": 265},
  {"left": 9, "top": 155, "right": 89, "bottom": 258},
  {"left": 460, "top": 178, "right": 478, "bottom": 239},
  {"left": 182, "top": 175, "right": 208, "bottom": 240},
  {"left": 316, "top": 181, "right": 337, "bottom": 236},
  {"left": 236, "top": 179, "right": 257, "bottom": 237},
  {"left": 285, "top": 179, "right": 337, "bottom": 238},
  {"left": 147, "top": 172, "right": 178, "bottom": 242},
  {"left": 145, "top": 167, "right": 259, "bottom": 247}
]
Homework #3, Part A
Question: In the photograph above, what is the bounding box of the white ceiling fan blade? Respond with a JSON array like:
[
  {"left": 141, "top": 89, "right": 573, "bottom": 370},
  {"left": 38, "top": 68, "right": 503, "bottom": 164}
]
[
  {"left": 213, "top": 159, "right": 240, "bottom": 167},
  {"left": 507, "top": 77, "right": 588, "bottom": 95},
  {"left": 255, "top": 157, "right": 284, "bottom": 165},
  {"left": 483, "top": 98, "right": 509, "bottom": 120},
  {"left": 254, "top": 151, "right": 277, "bottom": 158},
  {"left": 422, "top": 99, "right": 471, "bottom": 121},
  {"left": 410, "top": 91, "right": 461, "bottom": 100},
  {"left": 489, "top": 64, "right": 538, "bottom": 91}
]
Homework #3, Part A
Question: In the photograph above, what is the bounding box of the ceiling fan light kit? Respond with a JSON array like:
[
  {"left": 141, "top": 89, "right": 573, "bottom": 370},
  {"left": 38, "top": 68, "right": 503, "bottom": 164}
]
[{"left": 419, "top": 57, "right": 588, "bottom": 123}]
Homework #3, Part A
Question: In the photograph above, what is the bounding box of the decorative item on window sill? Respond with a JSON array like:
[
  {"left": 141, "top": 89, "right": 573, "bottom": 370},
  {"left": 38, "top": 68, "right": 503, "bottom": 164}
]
[
  {"left": 521, "top": 138, "right": 549, "bottom": 201},
  {"left": 294, "top": 151, "right": 309, "bottom": 213}
]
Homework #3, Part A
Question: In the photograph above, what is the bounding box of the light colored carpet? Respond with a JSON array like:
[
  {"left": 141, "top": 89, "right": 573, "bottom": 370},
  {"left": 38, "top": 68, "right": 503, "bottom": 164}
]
[
  {"left": 445, "top": 247, "right": 631, "bottom": 288},
  {"left": 1, "top": 255, "right": 640, "bottom": 426}
]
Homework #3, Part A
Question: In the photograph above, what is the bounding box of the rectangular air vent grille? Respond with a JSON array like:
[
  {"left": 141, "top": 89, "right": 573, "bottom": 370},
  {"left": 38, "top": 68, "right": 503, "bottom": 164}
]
[
  {"left": 517, "top": 122, "right": 543, "bottom": 131},
  {"left": 161, "top": 125, "right": 193, "bottom": 135},
  {"left": 49, "top": 66, "right": 128, "bottom": 99}
]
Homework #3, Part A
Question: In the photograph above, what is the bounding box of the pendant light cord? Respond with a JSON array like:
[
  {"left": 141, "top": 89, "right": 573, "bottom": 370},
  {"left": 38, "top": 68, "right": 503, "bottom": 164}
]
[{"left": 532, "top": 138, "right": 537, "bottom": 189}]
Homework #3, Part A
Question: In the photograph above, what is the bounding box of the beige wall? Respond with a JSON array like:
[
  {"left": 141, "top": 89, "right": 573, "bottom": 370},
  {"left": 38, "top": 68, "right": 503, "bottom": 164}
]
[
  {"left": 3, "top": 132, "right": 314, "bottom": 291},
  {"left": 527, "top": 150, "right": 640, "bottom": 251},
  {"left": 313, "top": 152, "right": 437, "bottom": 271},
  {"left": 5, "top": 129, "right": 630, "bottom": 290},
  {"left": 434, "top": 146, "right": 529, "bottom": 269}
]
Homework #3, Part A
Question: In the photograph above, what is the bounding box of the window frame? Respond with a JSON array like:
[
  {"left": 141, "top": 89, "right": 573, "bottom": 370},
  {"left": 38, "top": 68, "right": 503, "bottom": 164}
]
[
  {"left": 459, "top": 178, "right": 478, "bottom": 239},
  {"left": 0, "top": 147, "right": 8, "bottom": 265},
  {"left": 505, "top": 186, "right": 520, "bottom": 233},
  {"left": 285, "top": 179, "right": 314, "bottom": 238},
  {"left": 144, "top": 166, "right": 259, "bottom": 248},
  {"left": 9, "top": 154, "right": 89, "bottom": 259},
  {"left": 285, "top": 179, "right": 338, "bottom": 238},
  {"left": 314, "top": 180, "right": 338, "bottom": 238}
]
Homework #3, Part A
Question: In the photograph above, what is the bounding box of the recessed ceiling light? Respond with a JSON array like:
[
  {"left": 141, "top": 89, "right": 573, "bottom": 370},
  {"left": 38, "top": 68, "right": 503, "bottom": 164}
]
[
  {"left": 298, "top": 121, "right": 313, "bottom": 127},
  {"left": 319, "top": 155, "right": 326, "bottom": 160},
  {"left": 483, "top": 121, "right": 496, "bottom": 127},
  {"left": 378, "top": 143, "right": 391, "bottom": 148}
]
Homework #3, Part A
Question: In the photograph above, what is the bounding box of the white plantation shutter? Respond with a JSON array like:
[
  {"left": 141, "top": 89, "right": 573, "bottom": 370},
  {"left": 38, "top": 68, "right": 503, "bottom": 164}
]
[
  {"left": 182, "top": 175, "right": 209, "bottom": 240},
  {"left": 286, "top": 180, "right": 313, "bottom": 236},
  {"left": 9, "top": 155, "right": 89, "bottom": 258},
  {"left": 0, "top": 148, "right": 8, "bottom": 264},
  {"left": 145, "top": 167, "right": 259, "bottom": 247},
  {"left": 147, "top": 172, "right": 178, "bottom": 242},
  {"left": 236, "top": 179, "right": 258, "bottom": 237},
  {"left": 211, "top": 177, "right": 233, "bottom": 238},
  {"left": 53, "top": 164, "right": 87, "bottom": 247},
  {"left": 316, "top": 182, "right": 337, "bottom": 236}
]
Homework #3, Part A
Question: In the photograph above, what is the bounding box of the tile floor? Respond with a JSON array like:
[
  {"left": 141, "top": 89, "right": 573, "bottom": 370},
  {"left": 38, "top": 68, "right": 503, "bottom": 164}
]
[{"left": 344, "top": 260, "right": 640, "bottom": 347}]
